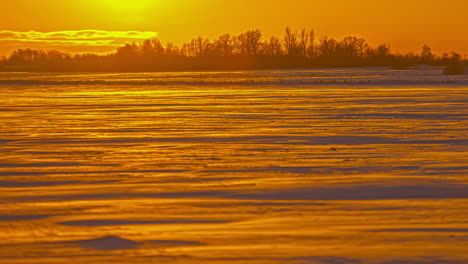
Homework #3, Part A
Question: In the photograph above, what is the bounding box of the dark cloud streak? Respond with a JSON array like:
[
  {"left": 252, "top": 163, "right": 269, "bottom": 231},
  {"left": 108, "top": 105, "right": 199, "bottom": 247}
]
[{"left": 0, "top": 30, "right": 158, "bottom": 56}]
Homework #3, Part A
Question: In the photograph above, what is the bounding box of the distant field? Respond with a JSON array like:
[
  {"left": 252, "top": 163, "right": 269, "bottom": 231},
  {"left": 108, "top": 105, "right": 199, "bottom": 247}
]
[{"left": 0, "top": 68, "right": 467, "bottom": 264}]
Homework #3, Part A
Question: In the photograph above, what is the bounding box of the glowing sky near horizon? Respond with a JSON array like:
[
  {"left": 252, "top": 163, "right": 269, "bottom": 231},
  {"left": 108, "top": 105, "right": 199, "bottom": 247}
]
[{"left": 1, "top": 0, "right": 467, "bottom": 56}]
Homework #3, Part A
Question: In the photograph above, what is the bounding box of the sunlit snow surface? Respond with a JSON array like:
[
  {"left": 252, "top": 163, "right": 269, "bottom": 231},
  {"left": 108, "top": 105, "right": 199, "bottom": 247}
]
[{"left": 0, "top": 68, "right": 467, "bottom": 264}]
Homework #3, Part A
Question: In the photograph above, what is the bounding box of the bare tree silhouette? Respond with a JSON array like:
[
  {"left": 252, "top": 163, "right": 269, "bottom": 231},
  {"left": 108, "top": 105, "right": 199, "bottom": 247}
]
[{"left": 0, "top": 27, "right": 462, "bottom": 72}]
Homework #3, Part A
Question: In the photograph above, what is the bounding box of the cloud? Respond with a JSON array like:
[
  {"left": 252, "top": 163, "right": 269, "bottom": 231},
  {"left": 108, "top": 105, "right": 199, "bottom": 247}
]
[{"left": 0, "top": 30, "right": 158, "bottom": 56}]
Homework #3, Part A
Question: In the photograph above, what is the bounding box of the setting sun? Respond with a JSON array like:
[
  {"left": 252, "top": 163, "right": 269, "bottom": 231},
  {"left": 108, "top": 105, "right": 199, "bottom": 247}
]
[
  {"left": 96, "top": 0, "right": 155, "bottom": 13},
  {"left": 83, "top": 0, "right": 160, "bottom": 24}
]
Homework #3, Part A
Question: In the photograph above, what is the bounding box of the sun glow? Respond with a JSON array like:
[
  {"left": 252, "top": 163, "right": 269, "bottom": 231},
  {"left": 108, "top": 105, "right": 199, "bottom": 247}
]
[
  {"left": 84, "top": 0, "right": 161, "bottom": 25},
  {"left": 99, "top": 0, "right": 155, "bottom": 13}
]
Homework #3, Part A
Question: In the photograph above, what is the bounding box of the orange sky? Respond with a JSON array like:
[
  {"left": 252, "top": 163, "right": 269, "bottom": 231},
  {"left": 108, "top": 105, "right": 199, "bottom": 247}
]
[{"left": 1, "top": 0, "right": 467, "bottom": 57}]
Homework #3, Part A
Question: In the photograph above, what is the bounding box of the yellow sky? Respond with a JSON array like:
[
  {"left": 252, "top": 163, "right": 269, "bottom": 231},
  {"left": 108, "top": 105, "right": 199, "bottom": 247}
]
[{"left": 1, "top": 0, "right": 467, "bottom": 56}]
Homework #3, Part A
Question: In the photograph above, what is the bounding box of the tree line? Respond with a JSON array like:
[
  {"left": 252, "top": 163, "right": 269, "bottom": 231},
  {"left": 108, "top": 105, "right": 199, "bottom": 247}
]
[{"left": 0, "top": 28, "right": 465, "bottom": 72}]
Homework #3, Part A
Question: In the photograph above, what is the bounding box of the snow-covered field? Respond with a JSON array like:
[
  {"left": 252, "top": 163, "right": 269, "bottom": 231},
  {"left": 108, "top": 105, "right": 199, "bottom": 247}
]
[{"left": 0, "top": 68, "right": 467, "bottom": 263}]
